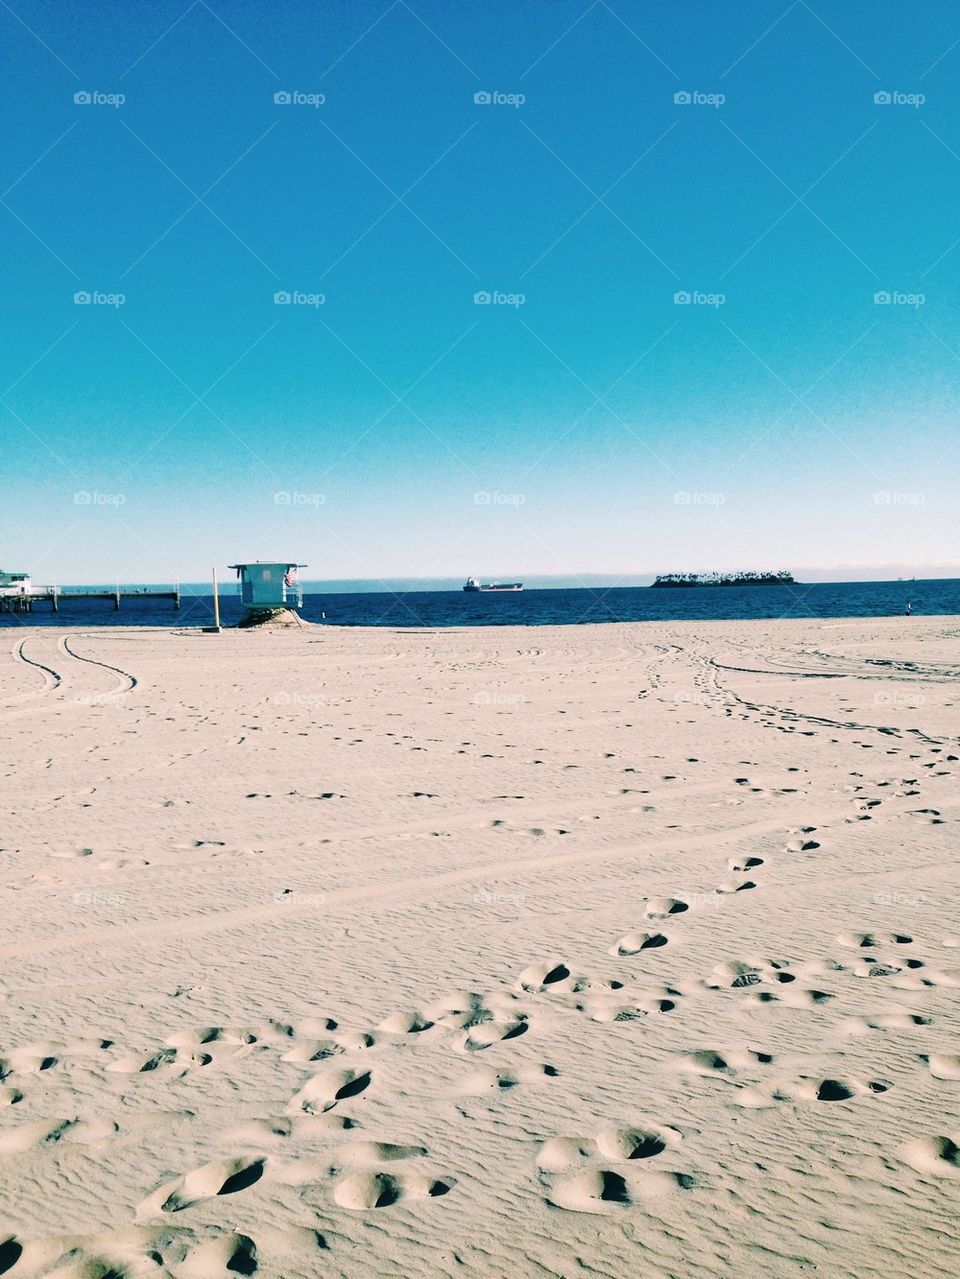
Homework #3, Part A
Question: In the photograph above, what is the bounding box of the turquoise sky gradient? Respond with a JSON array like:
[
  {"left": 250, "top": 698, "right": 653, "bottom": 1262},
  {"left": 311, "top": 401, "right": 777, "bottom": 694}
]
[{"left": 2, "top": 0, "right": 959, "bottom": 583}]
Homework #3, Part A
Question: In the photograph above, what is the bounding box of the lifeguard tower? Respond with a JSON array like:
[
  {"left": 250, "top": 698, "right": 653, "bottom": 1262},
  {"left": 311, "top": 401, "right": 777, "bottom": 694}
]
[{"left": 229, "top": 561, "right": 306, "bottom": 613}]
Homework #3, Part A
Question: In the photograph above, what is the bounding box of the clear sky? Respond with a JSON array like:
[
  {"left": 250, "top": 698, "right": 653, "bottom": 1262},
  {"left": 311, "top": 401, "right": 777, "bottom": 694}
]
[{"left": 2, "top": 0, "right": 958, "bottom": 584}]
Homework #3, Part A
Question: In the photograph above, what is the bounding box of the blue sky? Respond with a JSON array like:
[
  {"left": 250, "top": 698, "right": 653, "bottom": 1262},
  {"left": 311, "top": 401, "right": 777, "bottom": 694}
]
[{"left": 2, "top": 0, "right": 959, "bottom": 584}]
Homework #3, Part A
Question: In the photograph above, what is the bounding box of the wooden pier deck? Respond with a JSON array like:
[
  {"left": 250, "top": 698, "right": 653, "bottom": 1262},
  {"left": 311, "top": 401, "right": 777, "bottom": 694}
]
[{"left": 0, "top": 587, "right": 181, "bottom": 614}]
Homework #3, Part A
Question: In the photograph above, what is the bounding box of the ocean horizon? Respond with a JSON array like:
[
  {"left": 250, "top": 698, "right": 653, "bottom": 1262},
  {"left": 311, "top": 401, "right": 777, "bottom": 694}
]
[{"left": 6, "top": 577, "right": 958, "bottom": 629}]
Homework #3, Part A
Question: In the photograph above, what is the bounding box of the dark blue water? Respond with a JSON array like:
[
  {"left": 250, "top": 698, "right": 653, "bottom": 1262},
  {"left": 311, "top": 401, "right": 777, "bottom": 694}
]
[{"left": 4, "top": 580, "right": 958, "bottom": 628}]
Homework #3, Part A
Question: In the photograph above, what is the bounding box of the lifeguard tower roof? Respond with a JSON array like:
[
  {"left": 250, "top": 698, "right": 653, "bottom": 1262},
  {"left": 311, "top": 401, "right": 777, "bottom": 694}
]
[{"left": 228, "top": 561, "right": 307, "bottom": 612}]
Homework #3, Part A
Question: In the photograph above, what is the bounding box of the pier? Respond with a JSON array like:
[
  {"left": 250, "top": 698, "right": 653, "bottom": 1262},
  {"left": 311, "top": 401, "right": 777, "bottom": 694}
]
[{"left": 0, "top": 585, "right": 181, "bottom": 614}]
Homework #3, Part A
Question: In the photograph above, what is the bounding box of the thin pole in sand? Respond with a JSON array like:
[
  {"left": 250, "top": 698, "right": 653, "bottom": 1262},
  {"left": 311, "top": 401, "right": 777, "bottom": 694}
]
[{"left": 204, "top": 567, "right": 222, "bottom": 634}]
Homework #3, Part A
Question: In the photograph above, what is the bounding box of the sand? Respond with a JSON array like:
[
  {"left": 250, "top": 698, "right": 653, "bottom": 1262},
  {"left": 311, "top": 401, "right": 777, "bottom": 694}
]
[{"left": 0, "top": 615, "right": 958, "bottom": 1278}]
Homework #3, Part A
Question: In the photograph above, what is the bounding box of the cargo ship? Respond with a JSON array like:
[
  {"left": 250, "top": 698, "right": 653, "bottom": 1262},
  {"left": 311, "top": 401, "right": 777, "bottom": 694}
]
[{"left": 463, "top": 577, "right": 523, "bottom": 593}]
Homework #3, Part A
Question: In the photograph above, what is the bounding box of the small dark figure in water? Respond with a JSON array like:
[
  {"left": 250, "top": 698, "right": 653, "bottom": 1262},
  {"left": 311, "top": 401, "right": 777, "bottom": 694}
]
[{"left": 905, "top": 601, "right": 913, "bottom": 615}]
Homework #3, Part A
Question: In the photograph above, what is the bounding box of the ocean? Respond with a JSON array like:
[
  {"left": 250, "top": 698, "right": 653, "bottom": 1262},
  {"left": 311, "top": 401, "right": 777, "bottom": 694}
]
[{"left": 4, "top": 579, "right": 959, "bottom": 629}]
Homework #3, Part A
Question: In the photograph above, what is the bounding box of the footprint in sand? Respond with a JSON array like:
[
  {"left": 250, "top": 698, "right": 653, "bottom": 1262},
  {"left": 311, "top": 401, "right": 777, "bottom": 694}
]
[
  {"left": 644, "top": 897, "right": 688, "bottom": 919},
  {"left": 900, "top": 1135, "right": 960, "bottom": 1179},
  {"left": 332, "top": 1168, "right": 454, "bottom": 1210},
  {"left": 609, "top": 931, "right": 669, "bottom": 956},
  {"left": 923, "top": 1053, "right": 960, "bottom": 1080},
  {"left": 716, "top": 878, "right": 757, "bottom": 894},
  {"left": 458, "top": 1017, "right": 528, "bottom": 1052},
  {"left": 378, "top": 1011, "right": 434, "bottom": 1035},
  {"left": 288, "top": 1067, "right": 372, "bottom": 1115},
  {"left": 537, "top": 1123, "right": 680, "bottom": 1171},
  {"left": 673, "top": 1048, "right": 774, "bottom": 1080},
  {"left": 538, "top": 1123, "right": 689, "bottom": 1212},
  {"left": 733, "top": 1075, "right": 891, "bottom": 1109},
  {"left": 140, "top": 1155, "right": 266, "bottom": 1217},
  {"left": 844, "top": 1012, "right": 932, "bottom": 1034},
  {"left": 174, "top": 1233, "right": 259, "bottom": 1277},
  {"left": 727, "top": 856, "right": 763, "bottom": 873}
]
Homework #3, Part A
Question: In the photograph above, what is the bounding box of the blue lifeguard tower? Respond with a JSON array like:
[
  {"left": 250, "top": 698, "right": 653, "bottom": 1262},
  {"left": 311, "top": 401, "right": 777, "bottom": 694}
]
[{"left": 229, "top": 561, "right": 306, "bottom": 613}]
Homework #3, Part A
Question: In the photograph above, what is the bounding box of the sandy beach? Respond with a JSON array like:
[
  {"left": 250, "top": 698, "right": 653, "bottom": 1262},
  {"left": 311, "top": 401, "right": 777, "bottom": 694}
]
[{"left": 1, "top": 616, "right": 958, "bottom": 1278}]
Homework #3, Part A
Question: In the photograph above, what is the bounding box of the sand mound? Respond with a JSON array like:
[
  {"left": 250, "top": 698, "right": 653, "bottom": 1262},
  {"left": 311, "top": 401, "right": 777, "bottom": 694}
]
[{"left": 235, "top": 608, "right": 306, "bottom": 629}]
